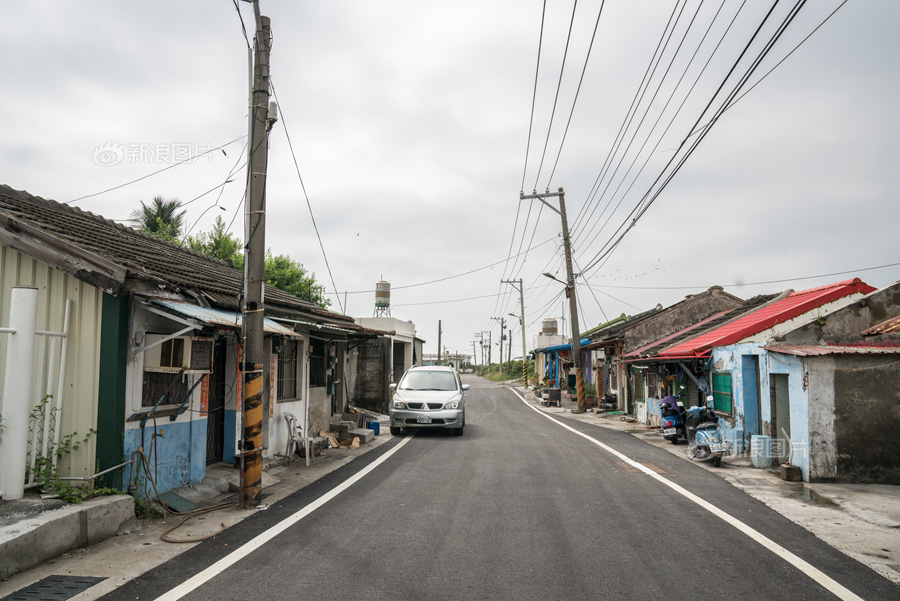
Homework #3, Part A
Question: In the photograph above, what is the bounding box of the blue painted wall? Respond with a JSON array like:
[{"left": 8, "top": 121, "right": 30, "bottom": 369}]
[
  {"left": 124, "top": 417, "right": 208, "bottom": 496},
  {"left": 711, "top": 344, "right": 812, "bottom": 480}
]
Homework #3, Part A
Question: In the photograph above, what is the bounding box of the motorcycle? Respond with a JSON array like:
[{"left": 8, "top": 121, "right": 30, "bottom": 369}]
[
  {"left": 685, "top": 395, "right": 730, "bottom": 467},
  {"left": 659, "top": 396, "right": 685, "bottom": 445}
]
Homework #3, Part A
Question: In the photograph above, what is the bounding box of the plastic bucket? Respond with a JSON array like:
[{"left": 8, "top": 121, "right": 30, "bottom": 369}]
[{"left": 366, "top": 421, "right": 380, "bottom": 435}]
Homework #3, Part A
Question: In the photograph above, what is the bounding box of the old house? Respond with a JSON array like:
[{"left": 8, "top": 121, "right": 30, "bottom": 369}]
[{"left": 0, "top": 185, "right": 371, "bottom": 497}]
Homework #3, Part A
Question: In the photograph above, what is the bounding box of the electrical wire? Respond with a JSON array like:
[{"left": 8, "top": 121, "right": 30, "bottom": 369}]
[
  {"left": 584, "top": 260, "right": 900, "bottom": 291},
  {"left": 545, "top": 0, "right": 606, "bottom": 188},
  {"left": 65, "top": 136, "right": 246, "bottom": 205},
  {"left": 531, "top": 0, "right": 580, "bottom": 190},
  {"left": 521, "top": 0, "right": 548, "bottom": 193},
  {"left": 270, "top": 80, "right": 344, "bottom": 314},
  {"left": 579, "top": 0, "right": 807, "bottom": 277}
]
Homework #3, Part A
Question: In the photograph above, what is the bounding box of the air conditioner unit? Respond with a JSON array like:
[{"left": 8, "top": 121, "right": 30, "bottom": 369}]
[{"left": 143, "top": 334, "right": 213, "bottom": 373}]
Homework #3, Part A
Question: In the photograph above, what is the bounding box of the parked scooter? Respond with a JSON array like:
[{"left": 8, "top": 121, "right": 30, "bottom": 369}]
[
  {"left": 684, "top": 395, "right": 730, "bottom": 467},
  {"left": 659, "top": 396, "right": 685, "bottom": 444}
]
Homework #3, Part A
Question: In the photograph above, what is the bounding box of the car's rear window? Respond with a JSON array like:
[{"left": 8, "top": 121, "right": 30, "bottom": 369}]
[{"left": 399, "top": 371, "right": 458, "bottom": 391}]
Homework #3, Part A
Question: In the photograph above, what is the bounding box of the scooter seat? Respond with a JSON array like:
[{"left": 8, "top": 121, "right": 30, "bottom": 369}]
[{"left": 696, "top": 423, "right": 718, "bottom": 431}]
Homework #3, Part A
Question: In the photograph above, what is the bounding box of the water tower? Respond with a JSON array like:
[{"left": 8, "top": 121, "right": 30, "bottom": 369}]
[
  {"left": 374, "top": 280, "right": 391, "bottom": 317},
  {"left": 542, "top": 318, "right": 558, "bottom": 336}
]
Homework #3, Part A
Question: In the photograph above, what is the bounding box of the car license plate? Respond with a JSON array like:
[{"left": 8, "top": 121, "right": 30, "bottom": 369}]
[
  {"left": 710, "top": 442, "right": 727, "bottom": 452},
  {"left": 663, "top": 428, "right": 676, "bottom": 436},
  {"left": 416, "top": 416, "right": 432, "bottom": 424}
]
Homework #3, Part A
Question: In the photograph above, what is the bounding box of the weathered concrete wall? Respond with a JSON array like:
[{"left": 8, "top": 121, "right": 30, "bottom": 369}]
[
  {"left": 308, "top": 386, "right": 330, "bottom": 437},
  {"left": 349, "top": 337, "right": 391, "bottom": 414},
  {"left": 624, "top": 287, "right": 744, "bottom": 352},
  {"left": 828, "top": 355, "right": 900, "bottom": 483},
  {"left": 807, "top": 358, "right": 838, "bottom": 480},
  {"left": 780, "top": 283, "right": 900, "bottom": 345}
]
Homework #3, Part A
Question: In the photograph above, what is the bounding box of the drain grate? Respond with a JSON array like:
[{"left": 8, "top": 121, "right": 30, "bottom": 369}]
[{"left": 2, "top": 576, "right": 106, "bottom": 601}]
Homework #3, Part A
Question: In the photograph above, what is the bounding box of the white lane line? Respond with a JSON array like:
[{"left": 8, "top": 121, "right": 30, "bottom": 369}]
[
  {"left": 510, "top": 388, "right": 864, "bottom": 601},
  {"left": 154, "top": 435, "right": 415, "bottom": 601}
]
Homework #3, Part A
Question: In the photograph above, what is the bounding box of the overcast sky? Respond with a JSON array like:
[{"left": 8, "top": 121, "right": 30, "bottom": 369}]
[{"left": 3, "top": 1, "right": 898, "bottom": 360}]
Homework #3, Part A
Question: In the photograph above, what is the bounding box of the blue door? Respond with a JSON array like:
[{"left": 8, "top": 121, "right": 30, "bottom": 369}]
[{"left": 741, "top": 355, "right": 760, "bottom": 436}]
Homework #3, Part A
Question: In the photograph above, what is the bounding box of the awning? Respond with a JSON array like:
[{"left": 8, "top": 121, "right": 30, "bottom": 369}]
[{"left": 151, "top": 299, "right": 301, "bottom": 337}]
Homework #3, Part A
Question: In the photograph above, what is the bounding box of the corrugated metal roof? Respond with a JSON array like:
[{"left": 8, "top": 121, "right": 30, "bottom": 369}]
[
  {"left": 862, "top": 315, "right": 900, "bottom": 336},
  {"left": 623, "top": 312, "right": 728, "bottom": 358},
  {"left": 152, "top": 299, "right": 301, "bottom": 337},
  {"left": 658, "top": 279, "right": 876, "bottom": 358},
  {"left": 764, "top": 344, "right": 900, "bottom": 356}
]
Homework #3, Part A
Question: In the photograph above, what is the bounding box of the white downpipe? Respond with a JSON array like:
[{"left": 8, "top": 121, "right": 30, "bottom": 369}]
[
  {"left": 50, "top": 300, "right": 72, "bottom": 468},
  {"left": 26, "top": 332, "right": 48, "bottom": 486},
  {"left": 0, "top": 287, "right": 39, "bottom": 500}
]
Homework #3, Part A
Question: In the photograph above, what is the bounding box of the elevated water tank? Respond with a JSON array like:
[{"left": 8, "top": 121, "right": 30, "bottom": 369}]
[
  {"left": 374, "top": 280, "right": 391, "bottom": 317},
  {"left": 542, "top": 318, "right": 558, "bottom": 336}
]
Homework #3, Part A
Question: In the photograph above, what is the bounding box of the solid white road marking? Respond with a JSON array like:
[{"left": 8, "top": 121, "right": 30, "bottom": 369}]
[
  {"left": 154, "top": 435, "right": 415, "bottom": 601},
  {"left": 510, "top": 388, "right": 864, "bottom": 601}
]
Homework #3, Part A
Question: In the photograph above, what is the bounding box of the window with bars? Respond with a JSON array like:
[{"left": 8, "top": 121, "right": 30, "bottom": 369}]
[
  {"left": 142, "top": 371, "right": 189, "bottom": 407},
  {"left": 712, "top": 372, "right": 733, "bottom": 414},
  {"left": 277, "top": 339, "right": 301, "bottom": 401}
]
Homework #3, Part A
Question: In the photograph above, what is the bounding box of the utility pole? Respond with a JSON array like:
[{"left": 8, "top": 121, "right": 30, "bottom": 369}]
[
  {"left": 503, "top": 278, "right": 527, "bottom": 387},
  {"left": 437, "top": 320, "right": 442, "bottom": 365},
  {"left": 241, "top": 1, "right": 274, "bottom": 509},
  {"left": 491, "top": 317, "right": 506, "bottom": 374},
  {"left": 523, "top": 187, "right": 585, "bottom": 412},
  {"left": 487, "top": 330, "right": 492, "bottom": 367}
]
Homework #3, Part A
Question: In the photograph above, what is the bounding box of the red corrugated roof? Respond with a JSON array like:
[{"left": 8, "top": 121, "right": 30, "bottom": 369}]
[
  {"left": 622, "top": 312, "right": 727, "bottom": 358},
  {"left": 658, "top": 279, "right": 876, "bottom": 358}
]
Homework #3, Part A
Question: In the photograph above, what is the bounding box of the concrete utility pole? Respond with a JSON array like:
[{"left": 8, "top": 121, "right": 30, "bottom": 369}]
[
  {"left": 491, "top": 317, "right": 506, "bottom": 374},
  {"left": 241, "top": 1, "right": 273, "bottom": 509},
  {"left": 522, "top": 187, "right": 585, "bottom": 412},
  {"left": 503, "top": 278, "right": 527, "bottom": 387},
  {"left": 487, "top": 330, "right": 492, "bottom": 367},
  {"left": 437, "top": 320, "right": 442, "bottom": 365}
]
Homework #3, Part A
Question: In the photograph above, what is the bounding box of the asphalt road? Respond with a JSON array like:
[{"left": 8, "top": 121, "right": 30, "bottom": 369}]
[{"left": 99, "top": 376, "right": 898, "bottom": 601}]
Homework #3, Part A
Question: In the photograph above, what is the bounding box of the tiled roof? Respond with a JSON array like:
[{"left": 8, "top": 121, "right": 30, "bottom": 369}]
[
  {"left": 765, "top": 344, "right": 900, "bottom": 356},
  {"left": 0, "top": 184, "right": 354, "bottom": 325},
  {"left": 658, "top": 279, "right": 876, "bottom": 358},
  {"left": 622, "top": 311, "right": 728, "bottom": 359},
  {"left": 862, "top": 315, "right": 900, "bottom": 336}
]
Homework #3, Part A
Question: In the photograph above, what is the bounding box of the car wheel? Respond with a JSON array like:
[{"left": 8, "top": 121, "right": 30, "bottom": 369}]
[
  {"left": 453, "top": 426, "right": 464, "bottom": 436},
  {"left": 390, "top": 426, "right": 404, "bottom": 436}
]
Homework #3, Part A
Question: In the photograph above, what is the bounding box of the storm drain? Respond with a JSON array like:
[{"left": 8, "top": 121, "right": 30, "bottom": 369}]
[{"left": 2, "top": 576, "right": 106, "bottom": 601}]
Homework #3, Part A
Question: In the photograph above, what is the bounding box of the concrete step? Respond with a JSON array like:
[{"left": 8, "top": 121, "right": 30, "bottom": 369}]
[{"left": 348, "top": 428, "right": 374, "bottom": 444}]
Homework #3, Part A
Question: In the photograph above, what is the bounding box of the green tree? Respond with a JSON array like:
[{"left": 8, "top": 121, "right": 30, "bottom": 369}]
[
  {"left": 182, "top": 216, "right": 330, "bottom": 308},
  {"left": 184, "top": 215, "right": 241, "bottom": 263},
  {"left": 262, "top": 251, "right": 330, "bottom": 308},
  {"left": 130, "top": 196, "right": 186, "bottom": 241}
]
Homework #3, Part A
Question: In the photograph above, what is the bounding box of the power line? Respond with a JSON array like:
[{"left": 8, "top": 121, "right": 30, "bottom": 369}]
[
  {"left": 520, "top": 0, "right": 548, "bottom": 193},
  {"left": 65, "top": 136, "right": 246, "bottom": 205},
  {"left": 327, "top": 237, "right": 557, "bottom": 296},
  {"left": 584, "top": 261, "right": 900, "bottom": 291},
  {"left": 531, "top": 0, "right": 580, "bottom": 190},
  {"left": 545, "top": 0, "right": 606, "bottom": 188},
  {"left": 271, "top": 80, "right": 344, "bottom": 314},
  {"left": 580, "top": 1, "right": 808, "bottom": 276}
]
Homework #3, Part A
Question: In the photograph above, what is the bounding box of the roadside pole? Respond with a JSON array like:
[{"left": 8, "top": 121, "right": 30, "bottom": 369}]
[
  {"left": 241, "top": 2, "right": 272, "bottom": 509},
  {"left": 502, "top": 278, "right": 527, "bottom": 387},
  {"left": 522, "top": 187, "right": 584, "bottom": 412}
]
